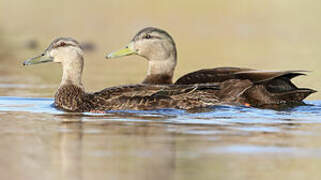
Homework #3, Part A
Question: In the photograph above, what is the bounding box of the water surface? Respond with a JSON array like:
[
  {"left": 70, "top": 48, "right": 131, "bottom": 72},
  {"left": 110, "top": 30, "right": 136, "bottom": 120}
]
[{"left": 1, "top": 95, "right": 321, "bottom": 180}]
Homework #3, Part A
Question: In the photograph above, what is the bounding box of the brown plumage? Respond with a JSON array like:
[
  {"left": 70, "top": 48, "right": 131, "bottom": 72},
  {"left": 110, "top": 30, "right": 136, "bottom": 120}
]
[
  {"left": 106, "top": 27, "right": 316, "bottom": 108},
  {"left": 142, "top": 74, "right": 173, "bottom": 84},
  {"left": 176, "top": 67, "right": 315, "bottom": 107},
  {"left": 55, "top": 84, "right": 220, "bottom": 111},
  {"left": 23, "top": 37, "right": 220, "bottom": 112}
]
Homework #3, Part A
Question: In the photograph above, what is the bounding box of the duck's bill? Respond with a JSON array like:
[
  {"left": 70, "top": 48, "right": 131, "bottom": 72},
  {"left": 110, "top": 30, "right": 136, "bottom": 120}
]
[
  {"left": 106, "top": 42, "right": 137, "bottom": 59},
  {"left": 23, "top": 53, "right": 53, "bottom": 66}
]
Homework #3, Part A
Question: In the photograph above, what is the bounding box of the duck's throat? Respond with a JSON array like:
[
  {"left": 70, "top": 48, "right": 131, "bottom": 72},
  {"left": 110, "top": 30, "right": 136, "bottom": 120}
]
[
  {"left": 60, "top": 57, "right": 84, "bottom": 89},
  {"left": 144, "top": 58, "right": 176, "bottom": 84}
]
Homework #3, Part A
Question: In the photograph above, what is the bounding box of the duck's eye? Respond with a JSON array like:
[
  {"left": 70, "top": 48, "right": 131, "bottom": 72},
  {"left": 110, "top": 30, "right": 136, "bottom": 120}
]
[
  {"left": 59, "top": 42, "right": 66, "bottom": 47},
  {"left": 144, "top": 34, "right": 152, "bottom": 39}
]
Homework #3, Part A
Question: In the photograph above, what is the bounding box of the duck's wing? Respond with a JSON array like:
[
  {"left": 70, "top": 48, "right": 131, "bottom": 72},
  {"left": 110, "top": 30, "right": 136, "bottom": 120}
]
[
  {"left": 92, "top": 84, "right": 220, "bottom": 110},
  {"left": 238, "top": 70, "right": 316, "bottom": 106},
  {"left": 232, "top": 70, "right": 315, "bottom": 106},
  {"left": 233, "top": 70, "right": 309, "bottom": 83},
  {"left": 175, "top": 67, "right": 316, "bottom": 106},
  {"left": 175, "top": 67, "right": 309, "bottom": 85},
  {"left": 175, "top": 67, "right": 253, "bottom": 85}
]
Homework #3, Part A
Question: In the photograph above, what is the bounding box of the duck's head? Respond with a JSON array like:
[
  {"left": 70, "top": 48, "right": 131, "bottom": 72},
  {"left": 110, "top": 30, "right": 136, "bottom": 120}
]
[
  {"left": 106, "top": 27, "right": 177, "bottom": 84},
  {"left": 23, "top": 37, "right": 84, "bottom": 66},
  {"left": 106, "top": 27, "right": 177, "bottom": 62}
]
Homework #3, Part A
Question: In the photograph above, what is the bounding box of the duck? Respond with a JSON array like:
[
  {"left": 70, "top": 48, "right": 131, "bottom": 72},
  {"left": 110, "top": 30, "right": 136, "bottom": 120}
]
[
  {"left": 23, "top": 37, "right": 222, "bottom": 112},
  {"left": 106, "top": 27, "right": 316, "bottom": 107}
]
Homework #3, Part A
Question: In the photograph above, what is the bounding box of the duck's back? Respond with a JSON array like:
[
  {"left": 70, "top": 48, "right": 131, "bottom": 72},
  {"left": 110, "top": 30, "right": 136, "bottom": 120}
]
[
  {"left": 175, "top": 67, "right": 316, "bottom": 107},
  {"left": 175, "top": 67, "right": 252, "bottom": 84}
]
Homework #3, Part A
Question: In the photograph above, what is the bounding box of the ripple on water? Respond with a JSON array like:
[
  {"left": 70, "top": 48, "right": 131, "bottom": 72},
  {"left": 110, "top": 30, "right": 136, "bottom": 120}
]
[
  {"left": 0, "top": 96, "right": 321, "bottom": 157},
  {"left": 0, "top": 96, "right": 60, "bottom": 114},
  {"left": 209, "top": 145, "right": 321, "bottom": 157},
  {"left": 0, "top": 96, "right": 320, "bottom": 125}
]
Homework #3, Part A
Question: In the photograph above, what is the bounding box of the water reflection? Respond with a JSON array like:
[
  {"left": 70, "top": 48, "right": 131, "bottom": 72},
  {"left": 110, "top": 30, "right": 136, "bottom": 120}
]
[
  {"left": 54, "top": 115, "right": 177, "bottom": 180},
  {"left": 1, "top": 97, "right": 321, "bottom": 179},
  {"left": 57, "top": 122, "right": 83, "bottom": 180}
]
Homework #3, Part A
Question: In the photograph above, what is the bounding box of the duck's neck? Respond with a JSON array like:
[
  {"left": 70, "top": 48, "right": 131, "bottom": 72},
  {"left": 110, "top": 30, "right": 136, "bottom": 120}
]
[
  {"left": 60, "top": 56, "right": 84, "bottom": 90},
  {"left": 143, "top": 56, "right": 176, "bottom": 85}
]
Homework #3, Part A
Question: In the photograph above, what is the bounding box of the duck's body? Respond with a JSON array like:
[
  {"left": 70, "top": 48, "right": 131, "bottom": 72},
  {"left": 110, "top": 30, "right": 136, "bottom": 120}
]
[
  {"left": 176, "top": 67, "right": 315, "bottom": 107},
  {"left": 23, "top": 37, "right": 220, "bottom": 112},
  {"left": 106, "top": 27, "right": 316, "bottom": 108},
  {"left": 55, "top": 83, "right": 220, "bottom": 112}
]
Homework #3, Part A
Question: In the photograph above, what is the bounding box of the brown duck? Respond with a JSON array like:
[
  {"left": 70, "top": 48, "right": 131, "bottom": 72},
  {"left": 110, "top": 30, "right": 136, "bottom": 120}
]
[
  {"left": 23, "top": 37, "right": 221, "bottom": 112},
  {"left": 106, "top": 27, "right": 316, "bottom": 107}
]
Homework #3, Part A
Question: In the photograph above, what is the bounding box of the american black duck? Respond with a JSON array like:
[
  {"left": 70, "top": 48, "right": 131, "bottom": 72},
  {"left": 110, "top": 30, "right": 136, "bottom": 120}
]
[
  {"left": 23, "top": 37, "right": 220, "bottom": 112},
  {"left": 106, "top": 27, "right": 316, "bottom": 107}
]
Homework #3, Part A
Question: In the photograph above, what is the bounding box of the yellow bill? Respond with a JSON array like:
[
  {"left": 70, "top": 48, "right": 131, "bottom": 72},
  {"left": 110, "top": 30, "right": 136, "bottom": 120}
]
[{"left": 106, "top": 42, "right": 137, "bottom": 59}]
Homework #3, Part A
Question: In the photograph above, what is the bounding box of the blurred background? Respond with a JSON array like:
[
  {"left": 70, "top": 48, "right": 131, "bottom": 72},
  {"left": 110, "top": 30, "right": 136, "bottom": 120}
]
[{"left": 0, "top": 0, "right": 320, "bottom": 98}]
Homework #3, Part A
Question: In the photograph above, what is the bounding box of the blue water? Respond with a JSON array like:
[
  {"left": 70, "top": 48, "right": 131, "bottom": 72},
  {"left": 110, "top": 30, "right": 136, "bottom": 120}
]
[{"left": 0, "top": 96, "right": 320, "bottom": 125}]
